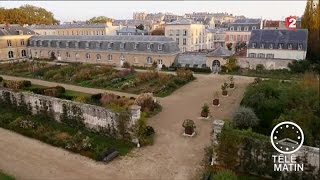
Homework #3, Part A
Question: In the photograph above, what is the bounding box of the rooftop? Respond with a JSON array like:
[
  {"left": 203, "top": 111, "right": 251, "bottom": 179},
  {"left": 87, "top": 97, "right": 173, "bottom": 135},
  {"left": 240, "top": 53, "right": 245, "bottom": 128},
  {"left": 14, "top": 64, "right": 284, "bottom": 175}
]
[
  {"left": 0, "top": 24, "right": 35, "bottom": 36},
  {"left": 207, "top": 46, "right": 233, "bottom": 57},
  {"left": 166, "top": 19, "right": 197, "bottom": 25},
  {"left": 28, "top": 23, "right": 110, "bottom": 30},
  {"left": 30, "top": 35, "right": 176, "bottom": 43}
]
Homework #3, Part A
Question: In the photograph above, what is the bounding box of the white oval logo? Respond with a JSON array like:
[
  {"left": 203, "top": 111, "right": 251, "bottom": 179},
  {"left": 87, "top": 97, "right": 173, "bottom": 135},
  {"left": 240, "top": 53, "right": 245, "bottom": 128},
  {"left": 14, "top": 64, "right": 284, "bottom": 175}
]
[{"left": 270, "top": 121, "right": 304, "bottom": 154}]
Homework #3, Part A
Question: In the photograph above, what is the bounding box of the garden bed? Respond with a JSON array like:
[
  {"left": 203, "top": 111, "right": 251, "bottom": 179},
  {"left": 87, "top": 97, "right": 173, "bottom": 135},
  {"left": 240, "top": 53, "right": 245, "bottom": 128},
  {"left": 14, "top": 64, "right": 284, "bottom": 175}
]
[
  {"left": 0, "top": 61, "right": 195, "bottom": 97},
  {"left": 0, "top": 103, "right": 135, "bottom": 161}
]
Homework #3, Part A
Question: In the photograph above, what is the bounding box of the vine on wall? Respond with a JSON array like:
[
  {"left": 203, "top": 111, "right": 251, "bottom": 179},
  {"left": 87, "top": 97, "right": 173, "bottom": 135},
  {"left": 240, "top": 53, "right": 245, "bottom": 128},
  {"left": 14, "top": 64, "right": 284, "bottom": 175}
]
[{"left": 60, "top": 103, "right": 85, "bottom": 128}]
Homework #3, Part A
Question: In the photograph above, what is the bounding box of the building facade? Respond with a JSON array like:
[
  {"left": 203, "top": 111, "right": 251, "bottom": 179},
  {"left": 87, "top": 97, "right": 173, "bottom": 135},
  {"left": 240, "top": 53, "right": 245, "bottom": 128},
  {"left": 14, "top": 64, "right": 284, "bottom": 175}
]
[
  {"left": 116, "top": 27, "right": 148, "bottom": 35},
  {"left": 247, "top": 29, "right": 308, "bottom": 60},
  {"left": 206, "top": 28, "right": 226, "bottom": 49},
  {"left": 28, "top": 22, "right": 118, "bottom": 36},
  {"left": 225, "top": 19, "right": 261, "bottom": 49},
  {"left": 28, "top": 35, "right": 180, "bottom": 68},
  {"left": 165, "top": 19, "right": 207, "bottom": 52},
  {"left": 0, "top": 24, "right": 35, "bottom": 61}
]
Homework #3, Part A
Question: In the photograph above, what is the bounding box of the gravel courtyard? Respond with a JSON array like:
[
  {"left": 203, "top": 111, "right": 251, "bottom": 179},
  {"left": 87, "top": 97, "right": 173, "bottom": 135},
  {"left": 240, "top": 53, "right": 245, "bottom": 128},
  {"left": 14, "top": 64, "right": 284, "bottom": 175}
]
[{"left": 0, "top": 74, "right": 254, "bottom": 180}]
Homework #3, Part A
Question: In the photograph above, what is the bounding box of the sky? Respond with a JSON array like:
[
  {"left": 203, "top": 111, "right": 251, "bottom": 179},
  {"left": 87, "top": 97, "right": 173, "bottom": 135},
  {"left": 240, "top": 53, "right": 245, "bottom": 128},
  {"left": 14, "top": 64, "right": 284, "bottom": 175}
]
[{"left": 0, "top": 1, "right": 307, "bottom": 22}]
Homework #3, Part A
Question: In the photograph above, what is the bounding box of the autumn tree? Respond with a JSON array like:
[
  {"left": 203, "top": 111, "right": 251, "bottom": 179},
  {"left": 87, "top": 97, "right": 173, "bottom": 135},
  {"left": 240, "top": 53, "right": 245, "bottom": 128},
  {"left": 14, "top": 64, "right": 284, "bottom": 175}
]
[
  {"left": 0, "top": 5, "right": 59, "bottom": 25},
  {"left": 151, "top": 29, "right": 164, "bottom": 35},
  {"left": 87, "top": 16, "right": 114, "bottom": 24},
  {"left": 136, "top": 24, "right": 144, "bottom": 30}
]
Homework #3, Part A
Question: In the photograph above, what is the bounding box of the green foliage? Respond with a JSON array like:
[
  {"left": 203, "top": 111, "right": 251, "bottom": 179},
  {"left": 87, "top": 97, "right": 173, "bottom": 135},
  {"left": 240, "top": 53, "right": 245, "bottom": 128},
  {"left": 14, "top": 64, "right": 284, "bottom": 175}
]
[
  {"left": 182, "top": 119, "right": 196, "bottom": 128},
  {"left": 241, "top": 78, "right": 320, "bottom": 145},
  {"left": 255, "top": 64, "right": 265, "bottom": 73},
  {"left": 136, "top": 24, "right": 144, "bottom": 30},
  {"left": 288, "top": 60, "right": 312, "bottom": 73},
  {"left": 0, "top": 76, "right": 3, "bottom": 82},
  {"left": 0, "top": 171, "right": 15, "bottom": 180},
  {"left": 233, "top": 107, "right": 259, "bottom": 130},
  {"left": 202, "top": 103, "right": 210, "bottom": 113},
  {"left": 134, "top": 113, "right": 155, "bottom": 146},
  {"left": 0, "top": 4, "right": 59, "bottom": 25},
  {"left": 87, "top": 16, "right": 113, "bottom": 23},
  {"left": 212, "top": 169, "right": 237, "bottom": 180},
  {"left": 225, "top": 56, "right": 239, "bottom": 72}
]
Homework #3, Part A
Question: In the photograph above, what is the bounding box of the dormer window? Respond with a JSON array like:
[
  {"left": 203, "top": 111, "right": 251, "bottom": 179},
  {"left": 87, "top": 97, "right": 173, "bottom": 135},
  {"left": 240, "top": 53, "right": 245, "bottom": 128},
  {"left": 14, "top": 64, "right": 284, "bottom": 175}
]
[
  {"left": 278, "top": 43, "right": 284, "bottom": 49},
  {"left": 252, "top": 42, "right": 257, "bottom": 48},
  {"left": 252, "top": 26, "right": 257, "bottom": 30},
  {"left": 298, "top": 43, "right": 303, "bottom": 50},
  {"left": 120, "top": 42, "right": 124, "bottom": 49},
  {"left": 108, "top": 42, "right": 113, "bottom": 49},
  {"left": 147, "top": 44, "right": 151, "bottom": 49},
  {"left": 237, "top": 26, "right": 241, "bottom": 31},
  {"left": 260, "top": 43, "right": 265, "bottom": 49},
  {"left": 269, "top": 43, "right": 274, "bottom": 49},
  {"left": 230, "top": 26, "right": 234, "bottom": 31},
  {"left": 288, "top": 43, "right": 293, "bottom": 50},
  {"left": 134, "top": 43, "right": 138, "bottom": 50},
  {"left": 244, "top": 26, "right": 249, "bottom": 31},
  {"left": 158, "top": 44, "right": 163, "bottom": 51}
]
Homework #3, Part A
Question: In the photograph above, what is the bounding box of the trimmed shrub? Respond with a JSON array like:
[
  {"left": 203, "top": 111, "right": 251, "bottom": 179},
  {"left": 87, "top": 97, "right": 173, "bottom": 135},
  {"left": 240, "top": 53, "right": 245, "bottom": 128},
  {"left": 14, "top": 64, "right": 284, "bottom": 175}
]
[
  {"left": 233, "top": 106, "right": 259, "bottom": 130},
  {"left": 134, "top": 93, "right": 156, "bottom": 112},
  {"left": 256, "top": 64, "right": 265, "bottom": 72}
]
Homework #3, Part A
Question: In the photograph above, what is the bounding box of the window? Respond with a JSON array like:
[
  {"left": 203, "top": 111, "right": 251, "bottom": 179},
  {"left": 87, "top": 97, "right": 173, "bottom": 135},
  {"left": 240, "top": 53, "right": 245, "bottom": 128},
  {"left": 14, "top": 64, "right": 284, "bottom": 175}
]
[
  {"left": 57, "top": 51, "right": 60, "bottom": 57},
  {"left": 269, "top": 43, "right": 274, "bottom": 49},
  {"left": 244, "top": 26, "right": 249, "bottom": 31},
  {"left": 201, "top": 64, "right": 207, "bottom": 68},
  {"left": 258, "top": 53, "right": 265, "bottom": 58},
  {"left": 252, "top": 26, "right": 257, "bottom": 30},
  {"left": 288, "top": 43, "right": 293, "bottom": 50},
  {"left": 237, "top": 26, "right": 241, "bottom": 31},
  {"left": 21, "top": 50, "right": 26, "bottom": 57},
  {"left": 266, "top": 53, "right": 274, "bottom": 59},
  {"left": 193, "top": 64, "right": 198, "bottom": 68},
  {"left": 249, "top": 53, "right": 256, "bottom": 58},
  {"left": 108, "top": 54, "right": 112, "bottom": 61},
  {"left": 183, "top": 38, "right": 186, "bottom": 45},
  {"left": 278, "top": 43, "right": 284, "bottom": 49},
  {"left": 134, "top": 43, "right": 138, "bottom": 50},
  {"left": 96, "top": 54, "right": 101, "bottom": 60},
  {"left": 298, "top": 43, "right": 303, "bottom": 50},
  {"left": 86, "top": 53, "right": 90, "bottom": 59},
  {"left": 176, "top": 38, "right": 179, "bottom": 45},
  {"left": 176, "top": 30, "right": 180, "bottom": 36},
  {"left": 20, "top": 39, "right": 25, "bottom": 46},
  {"left": 147, "top": 57, "right": 153, "bottom": 64},
  {"left": 183, "top": 30, "right": 187, "bottom": 36},
  {"left": 66, "top": 52, "right": 70, "bottom": 58},
  {"left": 8, "top": 51, "right": 14, "bottom": 58},
  {"left": 7, "top": 40, "right": 12, "bottom": 47},
  {"left": 230, "top": 26, "right": 234, "bottom": 31},
  {"left": 120, "top": 43, "right": 124, "bottom": 49},
  {"left": 147, "top": 44, "right": 151, "bottom": 49},
  {"left": 260, "top": 43, "right": 265, "bottom": 49},
  {"left": 108, "top": 42, "right": 113, "bottom": 49},
  {"left": 252, "top": 43, "right": 257, "bottom": 48},
  {"left": 158, "top": 44, "right": 163, "bottom": 51},
  {"left": 158, "top": 59, "right": 162, "bottom": 64}
]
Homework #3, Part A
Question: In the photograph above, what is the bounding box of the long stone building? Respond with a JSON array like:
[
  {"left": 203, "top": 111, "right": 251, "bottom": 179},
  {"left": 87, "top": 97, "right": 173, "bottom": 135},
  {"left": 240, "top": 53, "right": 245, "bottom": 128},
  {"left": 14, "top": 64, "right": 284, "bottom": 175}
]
[
  {"left": 0, "top": 24, "right": 35, "bottom": 61},
  {"left": 28, "top": 35, "right": 180, "bottom": 68}
]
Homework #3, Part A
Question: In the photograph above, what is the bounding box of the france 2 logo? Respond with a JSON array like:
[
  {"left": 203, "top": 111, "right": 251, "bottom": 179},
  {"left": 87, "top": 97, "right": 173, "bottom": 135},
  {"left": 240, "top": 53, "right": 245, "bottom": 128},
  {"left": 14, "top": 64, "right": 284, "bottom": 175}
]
[{"left": 286, "top": 16, "right": 296, "bottom": 30}]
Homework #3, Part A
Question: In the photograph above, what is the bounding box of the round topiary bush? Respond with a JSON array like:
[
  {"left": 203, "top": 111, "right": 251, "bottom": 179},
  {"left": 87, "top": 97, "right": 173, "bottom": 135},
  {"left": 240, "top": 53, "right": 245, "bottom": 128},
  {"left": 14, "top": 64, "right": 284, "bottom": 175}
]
[{"left": 233, "top": 106, "right": 259, "bottom": 130}]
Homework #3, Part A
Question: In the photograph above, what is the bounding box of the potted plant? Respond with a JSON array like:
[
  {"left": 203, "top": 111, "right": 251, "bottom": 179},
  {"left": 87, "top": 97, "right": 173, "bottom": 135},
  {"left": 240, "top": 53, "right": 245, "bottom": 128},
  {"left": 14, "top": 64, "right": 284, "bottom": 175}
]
[
  {"left": 221, "top": 82, "right": 229, "bottom": 96},
  {"left": 213, "top": 91, "right": 220, "bottom": 106},
  {"left": 229, "top": 76, "right": 235, "bottom": 89},
  {"left": 182, "top": 119, "right": 196, "bottom": 135},
  {"left": 201, "top": 103, "right": 209, "bottom": 117}
]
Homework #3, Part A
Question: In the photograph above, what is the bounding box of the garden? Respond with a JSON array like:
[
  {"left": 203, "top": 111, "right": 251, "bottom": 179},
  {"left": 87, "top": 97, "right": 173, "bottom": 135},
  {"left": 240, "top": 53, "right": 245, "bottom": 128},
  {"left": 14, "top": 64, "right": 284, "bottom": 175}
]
[
  {"left": 0, "top": 77, "right": 158, "bottom": 161},
  {"left": 202, "top": 71, "right": 320, "bottom": 179},
  {"left": 0, "top": 61, "right": 195, "bottom": 97}
]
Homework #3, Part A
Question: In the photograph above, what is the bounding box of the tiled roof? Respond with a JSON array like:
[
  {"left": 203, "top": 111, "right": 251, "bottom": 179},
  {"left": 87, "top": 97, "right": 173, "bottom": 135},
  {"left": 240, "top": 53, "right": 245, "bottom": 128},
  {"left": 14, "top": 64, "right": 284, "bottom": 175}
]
[
  {"left": 0, "top": 24, "right": 35, "bottom": 36},
  {"left": 177, "top": 54, "right": 207, "bottom": 65},
  {"left": 166, "top": 19, "right": 196, "bottom": 25},
  {"left": 28, "top": 23, "right": 109, "bottom": 30},
  {"left": 248, "top": 29, "right": 308, "bottom": 50},
  {"left": 207, "top": 46, "right": 233, "bottom": 57},
  {"left": 30, "top": 35, "right": 175, "bottom": 43},
  {"left": 233, "top": 18, "right": 261, "bottom": 24}
]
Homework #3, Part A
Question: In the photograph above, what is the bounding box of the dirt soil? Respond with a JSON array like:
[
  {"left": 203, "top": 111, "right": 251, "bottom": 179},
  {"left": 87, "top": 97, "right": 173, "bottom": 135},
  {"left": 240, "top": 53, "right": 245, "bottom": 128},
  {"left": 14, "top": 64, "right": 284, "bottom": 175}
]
[{"left": 0, "top": 74, "right": 254, "bottom": 180}]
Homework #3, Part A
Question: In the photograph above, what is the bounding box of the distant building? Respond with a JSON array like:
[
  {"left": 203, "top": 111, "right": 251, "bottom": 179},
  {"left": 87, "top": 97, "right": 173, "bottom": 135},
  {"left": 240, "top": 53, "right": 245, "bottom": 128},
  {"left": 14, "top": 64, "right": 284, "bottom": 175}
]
[
  {"left": 0, "top": 24, "right": 35, "bottom": 61},
  {"left": 27, "top": 22, "right": 118, "bottom": 36},
  {"left": 116, "top": 27, "right": 148, "bottom": 36},
  {"left": 165, "top": 19, "right": 206, "bottom": 52},
  {"left": 247, "top": 29, "right": 308, "bottom": 60},
  {"left": 28, "top": 35, "right": 180, "bottom": 68},
  {"left": 262, "top": 19, "right": 302, "bottom": 30},
  {"left": 225, "top": 18, "right": 262, "bottom": 50},
  {"left": 206, "top": 28, "right": 227, "bottom": 49},
  {"left": 133, "top": 12, "right": 147, "bottom": 21}
]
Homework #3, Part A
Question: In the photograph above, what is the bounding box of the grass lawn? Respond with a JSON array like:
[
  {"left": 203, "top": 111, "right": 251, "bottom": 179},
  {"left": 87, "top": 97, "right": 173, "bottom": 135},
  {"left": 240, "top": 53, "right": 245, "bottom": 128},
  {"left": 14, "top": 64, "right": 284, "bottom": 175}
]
[{"left": 0, "top": 171, "right": 14, "bottom": 180}]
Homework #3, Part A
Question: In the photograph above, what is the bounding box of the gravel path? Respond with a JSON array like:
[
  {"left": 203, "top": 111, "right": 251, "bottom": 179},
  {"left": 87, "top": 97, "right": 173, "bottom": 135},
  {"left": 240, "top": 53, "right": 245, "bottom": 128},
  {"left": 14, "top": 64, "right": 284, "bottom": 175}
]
[{"left": 0, "top": 74, "right": 254, "bottom": 180}]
